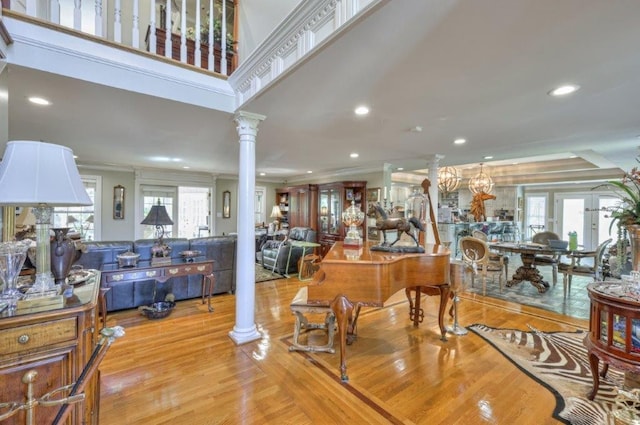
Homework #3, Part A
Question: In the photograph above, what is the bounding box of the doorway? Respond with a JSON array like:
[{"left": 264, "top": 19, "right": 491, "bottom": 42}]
[{"left": 554, "top": 192, "right": 617, "bottom": 250}]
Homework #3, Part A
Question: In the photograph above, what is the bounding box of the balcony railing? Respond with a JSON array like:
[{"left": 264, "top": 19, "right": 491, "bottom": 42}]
[{"left": 1, "top": 0, "right": 236, "bottom": 76}]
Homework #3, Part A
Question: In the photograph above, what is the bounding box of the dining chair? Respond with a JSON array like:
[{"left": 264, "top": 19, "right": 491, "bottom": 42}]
[
  {"left": 472, "top": 230, "right": 509, "bottom": 281},
  {"left": 558, "top": 238, "right": 612, "bottom": 298},
  {"left": 531, "top": 231, "right": 561, "bottom": 285},
  {"left": 459, "top": 236, "right": 504, "bottom": 296}
]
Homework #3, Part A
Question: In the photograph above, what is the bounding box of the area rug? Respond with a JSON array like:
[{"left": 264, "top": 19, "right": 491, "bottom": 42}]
[
  {"left": 255, "top": 263, "right": 283, "bottom": 283},
  {"left": 468, "top": 324, "right": 627, "bottom": 424}
]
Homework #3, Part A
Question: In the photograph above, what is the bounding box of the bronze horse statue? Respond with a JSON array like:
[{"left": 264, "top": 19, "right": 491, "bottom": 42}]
[{"left": 367, "top": 203, "right": 424, "bottom": 250}]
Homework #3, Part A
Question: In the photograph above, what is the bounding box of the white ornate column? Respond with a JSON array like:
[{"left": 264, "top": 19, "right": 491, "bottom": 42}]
[
  {"left": 382, "top": 163, "right": 392, "bottom": 204},
  {"left": 425, "top": 154, "right": 443, "bottom": 244},
  {"left": 229, "top": 111, "right": 265, "bottom": 345}
]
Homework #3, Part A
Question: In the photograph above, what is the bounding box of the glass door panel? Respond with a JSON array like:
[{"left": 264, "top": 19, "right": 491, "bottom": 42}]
[
  {"left": 556, "top": 193, "right": 618, "bottom": 250},
  {"left": 319, "top": 190, "right": 329, "bottom": 233}
]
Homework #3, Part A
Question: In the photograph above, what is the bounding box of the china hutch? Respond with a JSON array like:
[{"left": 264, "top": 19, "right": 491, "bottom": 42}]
[
  {"left": 275, "top": 184, "right": 318, "bottom": 232},
  {"left": 317, "top": 181, "right": 367, "bottom": 256}
]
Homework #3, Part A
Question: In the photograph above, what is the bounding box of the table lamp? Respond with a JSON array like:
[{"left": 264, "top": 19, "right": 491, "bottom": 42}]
[
  {"left": 270, "top": 205, "right": 283, "bottom": 230},
  {"left": 141, "top": 199, "right": 174, "bottom": 263},
  {"left": 0, "top": 141, "right": 92, "bottom": 290}
]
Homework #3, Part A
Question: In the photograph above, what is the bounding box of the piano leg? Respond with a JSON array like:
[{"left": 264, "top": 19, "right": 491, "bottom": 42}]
[
  {"left": 330, "top": 294, "right": 355, "bottom": 382},
  {"left": 405, "top": 285, "right": 450, "bottom": 342}
]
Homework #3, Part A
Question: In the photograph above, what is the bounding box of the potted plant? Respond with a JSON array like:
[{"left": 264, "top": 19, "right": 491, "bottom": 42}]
[{"left": 595, "top": 154, "right": 640, "bottom": 274}]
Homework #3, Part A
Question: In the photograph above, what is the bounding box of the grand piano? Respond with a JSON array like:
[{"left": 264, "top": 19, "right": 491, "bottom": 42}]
[{"left": 306, "top": 241, "right": 451, "bottom": 381}]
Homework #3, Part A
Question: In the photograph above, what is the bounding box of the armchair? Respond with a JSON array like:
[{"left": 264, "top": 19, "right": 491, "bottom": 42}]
[
  {"left": 558, "top": 238, "right": 612, "bottom": 298},
  {"left": 261, "top": 227, "right": 317, "bottom": 275},
  {"left": 531, "top": 231, "right": 561, "bottom": 284}
]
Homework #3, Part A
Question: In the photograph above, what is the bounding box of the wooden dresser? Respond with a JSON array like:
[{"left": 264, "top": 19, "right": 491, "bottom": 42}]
[{"left": 0, "top": 272, "right": 101, "bottom": 424}]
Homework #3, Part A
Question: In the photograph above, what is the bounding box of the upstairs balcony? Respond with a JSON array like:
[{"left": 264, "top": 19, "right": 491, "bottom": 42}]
[{"left": 1, "top": 0, "right": 237, "bottom": 76}]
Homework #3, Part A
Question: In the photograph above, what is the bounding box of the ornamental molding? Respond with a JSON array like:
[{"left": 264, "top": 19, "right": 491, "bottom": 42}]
[{"left": 229, "top": 0, "right": 386, "bottom": 107}]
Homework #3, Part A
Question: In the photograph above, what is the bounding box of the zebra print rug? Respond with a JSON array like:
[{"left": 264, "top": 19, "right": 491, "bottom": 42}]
[{"left": 468, "top": 324, "right": 625, "bottom": 425}]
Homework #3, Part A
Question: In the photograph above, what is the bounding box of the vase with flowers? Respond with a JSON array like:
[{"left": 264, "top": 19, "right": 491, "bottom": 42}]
[{"left": 595, "top": 154, "right": 640, "bottom": 275}]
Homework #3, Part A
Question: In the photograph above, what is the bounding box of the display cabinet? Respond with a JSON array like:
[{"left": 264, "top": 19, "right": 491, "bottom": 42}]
[
  {"left": 0, "top": 272, "right": 101, "bottom": 424},
  {"left": 317, "top": 181, "right": 366, "bottom": 256},
  {"left": 275, "top": 184, "right": 318, "bottom": 231}
]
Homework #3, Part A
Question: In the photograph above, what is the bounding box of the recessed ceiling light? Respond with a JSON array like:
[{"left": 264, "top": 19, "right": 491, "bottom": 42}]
[
  {"left": 183, "top": 166, "right": 190, "bottom": 169},
  {"left": 453, "top": 138, "right": 466, "bottom": 145},
  {"left": 350, "top": 153, "right": 359, "bottom": 158},
  {"left": 569, "top": 155, "right": 577, "bottom": 159},
  {"left": 307, "top": 170, "right": 313, "bottom": 174},
  {"left": 549, "top": 84, "right": 580, "bottom": 96},
  {"left": 28, "top": 96, "right": 51, "bottom": 106},
  {"left": 354, "top": 106, "right": 369, "bottom": 115},
  {"left": 484, "top": 156, "right": 494, "bottom": 160},
  {"left": 397, "top": 167, "right": 404, "bottom": 171},
  {"left": 73, "top": 155, "right": 78, "bottom": 159},
  {"left": 259, "top": 172, "right": 266, "bottom": 176}
]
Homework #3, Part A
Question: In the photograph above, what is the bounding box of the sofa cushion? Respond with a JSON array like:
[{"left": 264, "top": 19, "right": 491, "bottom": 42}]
[
  {"left": 75, "top": 241, "right": 134, "bottom": 270},
  {"left": 188, "top": 236, "right": 236, "bottom": 271}
]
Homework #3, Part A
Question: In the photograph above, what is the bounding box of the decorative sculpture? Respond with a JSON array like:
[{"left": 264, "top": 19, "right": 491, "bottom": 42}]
[
  {"left": 470, "top": 191, "right": 496, "bottom": 222},
  {"left": 367, "top": 203, "right": 425, "bottom": 252}
]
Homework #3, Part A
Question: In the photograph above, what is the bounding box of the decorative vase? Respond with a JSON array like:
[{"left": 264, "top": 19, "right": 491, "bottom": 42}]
[
  {"left": 50, "top": 228, "right": 77, "bottom": 285},
  {"left": 628, "top": 224, "right": 640, "bottom": 272}
]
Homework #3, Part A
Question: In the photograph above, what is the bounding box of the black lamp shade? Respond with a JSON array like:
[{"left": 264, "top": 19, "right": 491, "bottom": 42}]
[{"left": 141, "top": 200, "right": 174, "bottom": 226}]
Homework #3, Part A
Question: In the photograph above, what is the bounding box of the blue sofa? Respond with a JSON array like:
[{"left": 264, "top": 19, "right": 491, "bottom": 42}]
[{"left": 74, "top": 236, "right": 236, "bottom": 312}]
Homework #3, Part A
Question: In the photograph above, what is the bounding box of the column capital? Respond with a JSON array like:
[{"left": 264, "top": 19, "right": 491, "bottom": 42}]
[{"left": 234, "top": 111, "right": 266, "bottom": 139}]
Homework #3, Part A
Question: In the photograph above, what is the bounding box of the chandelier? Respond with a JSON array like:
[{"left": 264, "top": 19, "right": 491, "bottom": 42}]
[
  {"left": 437, "top": 166, "right": 461, "bottom": 194},
  {"left": 468, "top": 163, "right": 494, "bottom": 194}
]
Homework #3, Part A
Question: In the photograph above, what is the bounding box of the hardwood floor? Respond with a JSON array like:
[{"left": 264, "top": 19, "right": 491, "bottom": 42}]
[{"left": 99, "top": 276, "right": 588, "bottom": 425}]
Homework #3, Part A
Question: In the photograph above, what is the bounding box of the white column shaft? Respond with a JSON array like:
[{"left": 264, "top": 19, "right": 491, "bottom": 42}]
[{"left": 229, "top": 111, "right": 266, "bottom": 345}]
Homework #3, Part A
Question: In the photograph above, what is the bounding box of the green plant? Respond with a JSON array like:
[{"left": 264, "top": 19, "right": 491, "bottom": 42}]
[
  {"left": 594, "top": 154, "right": 640, "bottom": 272},
  {"left": 185, "top": 14, "right": 236, "bottom": 52}
]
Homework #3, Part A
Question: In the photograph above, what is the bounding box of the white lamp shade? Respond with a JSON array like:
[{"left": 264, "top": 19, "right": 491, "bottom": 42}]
[{"left": 0, "top": 141, "right": 91, "bottom": 206}]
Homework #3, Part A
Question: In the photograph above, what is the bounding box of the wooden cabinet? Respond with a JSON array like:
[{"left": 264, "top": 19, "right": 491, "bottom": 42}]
[
  {"left": 275, "top": 184, "right": 318, "bottom": 231},
  {"left": 0, "top": 273, "right": 101, "bottom": 424},
  {"left": 318, "top": 181, "right": 366, "bottom": 256}
]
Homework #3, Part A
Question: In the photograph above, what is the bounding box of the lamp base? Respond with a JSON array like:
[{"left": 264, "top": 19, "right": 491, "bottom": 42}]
[{"left": 151, "top": 256, "right": 172, "bottom": 266}]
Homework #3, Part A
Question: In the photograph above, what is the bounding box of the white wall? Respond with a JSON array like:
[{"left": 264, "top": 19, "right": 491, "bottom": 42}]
[{"left": 237, "top": 0, "right": 302, "bottom": 63}]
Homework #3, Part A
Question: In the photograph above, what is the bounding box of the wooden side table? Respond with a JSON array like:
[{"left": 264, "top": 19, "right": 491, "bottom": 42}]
[{"left": 586, "top": 282, "right": 640, "bottom": 400}]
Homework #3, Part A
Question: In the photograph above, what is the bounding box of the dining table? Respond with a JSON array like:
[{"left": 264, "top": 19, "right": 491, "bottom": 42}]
[{"left": 488, "top": 242, "right": 595, "bottom": 293}]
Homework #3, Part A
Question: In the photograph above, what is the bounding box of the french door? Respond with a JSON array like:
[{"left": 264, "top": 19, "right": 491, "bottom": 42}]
[{"left": 554, "top": 192, "right": 618, "bottom": 250}]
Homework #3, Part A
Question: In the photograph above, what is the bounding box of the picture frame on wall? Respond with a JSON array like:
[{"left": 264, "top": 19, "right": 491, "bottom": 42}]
[
  {"left": 366, "top": 187, "right": 380, "bottom": 202},
  {"left": 367, "top": 225, "right": 380, "bottom": 241},
  {"left": 113, "top": 185, "right": 125, "bottom": 219},
  {"left": 223, "top": 190, "right": 231, "bottom": 218}
]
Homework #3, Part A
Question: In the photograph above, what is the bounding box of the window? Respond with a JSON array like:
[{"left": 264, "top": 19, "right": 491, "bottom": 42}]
[
  {"left": 140, "top": 185, "right": 212, "bottom": 239},
  {"left": 54, "top": 176, "right": 101, "bottom": 241},
  {"left": 141, "top": 186, "right": 176, "bottom": 239},
  {"left": 255, "top": 186, "right": 266, "bottom": 225},
  {"left": 524, "top": 194, "right": 547, "bottom": 240}
]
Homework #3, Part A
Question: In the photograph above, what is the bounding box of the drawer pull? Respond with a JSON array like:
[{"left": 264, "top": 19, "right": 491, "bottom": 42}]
[
  {"left": 169, "top": 268, "right": 179, "bottom": 275},
  {"left": 197, "top": 266, "right": 206, "bottom": 272},
  {"left": 112, "top": 274, "right": 124, "bottom": 282},
  {"left": 146, "top": 271, "right": 157, "bottom": 278},
  {"left": 18, "top": 334, "right": 29, "bottom": 344}
]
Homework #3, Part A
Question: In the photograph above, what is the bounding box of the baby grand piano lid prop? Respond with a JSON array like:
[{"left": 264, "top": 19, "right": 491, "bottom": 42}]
[
  {"left": 306, "top": 181, "right": 450, "bottom": 382},
  {"left": 369, "top": 178, "right": 440, "bottom": 253}
]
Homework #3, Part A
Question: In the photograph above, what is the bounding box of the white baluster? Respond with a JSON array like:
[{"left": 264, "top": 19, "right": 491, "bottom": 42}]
[
  {"left": 132, "top": 0, "right": 139, "bottom": 48},
  {"left": 165, "top": 0, "right": 172, "bottom": 59},
  {"left": 220, "top": 0, "right": 227, "bottom": 74},
  {"left": 50, "top": 0, "right": 60, "bottom": 24},
  {"left": 149, "top": 0, "right": 157, "bottom": 54},
  {"left": 114, "top": 0, "right": 121, "bottom": 42},
  {"left": 73, "top": 0, "right": 81, "bottom": 30},
  {"left": 94, "top": 0, "right": 103, "bottom": 36},
  {"left": 180, "top": 0, "right": 186, "bottom": 62},
  {"left": 207, "top": 0, "right": 213, "bottom": 71},
  {"left": 194, "top": 0, "right": 201, "bottom": 68}
]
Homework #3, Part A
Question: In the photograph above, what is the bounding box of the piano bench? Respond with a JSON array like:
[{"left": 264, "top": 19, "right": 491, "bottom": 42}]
[{"left": 289, "top": 287, "right": 336, "bottom": 354}]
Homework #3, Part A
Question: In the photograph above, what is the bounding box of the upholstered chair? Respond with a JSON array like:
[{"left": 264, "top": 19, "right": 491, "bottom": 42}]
[
  {"left": 459, "top": 236, "right": 505, "bottom": 296},
  {"left": 558, "top": 238, "right": 612, "bottom": 298},
  {"left": 472, "top": 230, "right": 509, "bottom": 281},
  {"left": 261, "top": 227, "right": 317, "bottom": 275},
  {"left": 531, "top": 231, "right": 561, "bottom": 284}
]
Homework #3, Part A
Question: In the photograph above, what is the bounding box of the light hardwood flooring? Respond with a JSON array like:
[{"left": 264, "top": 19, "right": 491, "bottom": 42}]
[{"left": 99, "top": 275, "right": 588, "bottom": 425}]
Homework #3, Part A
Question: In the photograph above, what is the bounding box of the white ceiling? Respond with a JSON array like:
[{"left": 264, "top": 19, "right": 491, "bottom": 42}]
[{"left": 7, "top": 0, "right": 640, "bottom": 184}]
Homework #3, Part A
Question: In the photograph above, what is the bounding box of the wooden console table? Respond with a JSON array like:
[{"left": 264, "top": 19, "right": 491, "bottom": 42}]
[
  {"left": 100, "top": 258, "right": 216, "bottom": 318},
  {"left": 586, "top": 282, "right": 640, "bottom": 400},
  {"left": 0, "top": 272, "right": 101, "bottom": 424}
]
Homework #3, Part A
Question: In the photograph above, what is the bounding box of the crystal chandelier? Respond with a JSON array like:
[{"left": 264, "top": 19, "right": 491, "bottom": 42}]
[
  {"left": 468, "top": 163, "right": 494, "bottom": 194},
  {"left": 437, "top": 166, "right": 461, "bottom": 194}
]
